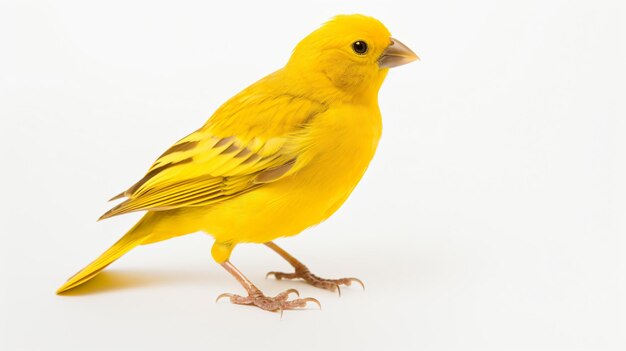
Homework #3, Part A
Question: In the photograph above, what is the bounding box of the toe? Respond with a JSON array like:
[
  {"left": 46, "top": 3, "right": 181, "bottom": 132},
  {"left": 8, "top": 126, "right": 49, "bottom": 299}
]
[
  {"left": 266, "top": 271, "right": 299, "bottom": 280},
  {"left": 284, "top": 297, "right": 322, "bottom": 310}
]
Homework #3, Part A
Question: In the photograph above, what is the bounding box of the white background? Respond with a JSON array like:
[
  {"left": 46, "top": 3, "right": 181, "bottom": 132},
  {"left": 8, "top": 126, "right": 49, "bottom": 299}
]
[{"left": 1, "top": 0, "right": 625, "bottom": 350}]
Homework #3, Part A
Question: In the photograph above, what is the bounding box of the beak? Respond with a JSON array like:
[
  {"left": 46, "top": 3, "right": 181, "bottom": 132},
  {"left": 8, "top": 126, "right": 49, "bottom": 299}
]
[{"left": 378, "top": 38, "right": 419, "bottom": 68}]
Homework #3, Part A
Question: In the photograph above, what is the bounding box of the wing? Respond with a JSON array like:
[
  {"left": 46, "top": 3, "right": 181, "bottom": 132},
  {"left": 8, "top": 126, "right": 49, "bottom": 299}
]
[{"left": 100, "top": 80, "right": 328, "bottom": 220}]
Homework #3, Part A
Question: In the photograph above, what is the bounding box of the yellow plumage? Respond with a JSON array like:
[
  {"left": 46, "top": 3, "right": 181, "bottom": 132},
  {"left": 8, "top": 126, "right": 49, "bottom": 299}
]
[{"left": 57, "top": 14, "right": 418, "bottom": 308}]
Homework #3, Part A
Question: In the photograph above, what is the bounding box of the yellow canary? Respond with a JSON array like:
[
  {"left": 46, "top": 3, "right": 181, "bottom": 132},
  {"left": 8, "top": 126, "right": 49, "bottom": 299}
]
[{"left": 57, "top": 14, "right": 418, "bottom": 312}]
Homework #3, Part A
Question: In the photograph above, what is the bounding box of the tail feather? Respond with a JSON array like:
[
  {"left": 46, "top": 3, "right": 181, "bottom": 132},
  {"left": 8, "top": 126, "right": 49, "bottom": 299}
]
[{"left": 56, "top": 216, "right": 152, "bottom": 294}]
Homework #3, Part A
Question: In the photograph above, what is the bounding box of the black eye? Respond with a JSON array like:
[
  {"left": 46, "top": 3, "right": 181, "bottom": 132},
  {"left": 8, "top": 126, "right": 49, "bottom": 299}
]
[{"left": 352, "top": 41, "right": 368, "bottom": 55}]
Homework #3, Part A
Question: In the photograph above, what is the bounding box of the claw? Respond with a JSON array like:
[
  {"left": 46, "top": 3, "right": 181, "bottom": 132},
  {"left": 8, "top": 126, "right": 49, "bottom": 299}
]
[
  {"left": 216, "top": 293, "right": 233, "bottom": 303},
  {"left": 336, "top": 284, "right": 342, "bottom": 297},
  {"left": 349, "top": 277, "right": 365, "bottom": 291},
  {"left": 302, "top": 297, "right": 322, "bottom": 310},
  {"left": 275, "top": 288, "right": 300, "bottom": 300},
  {"left": 285, "top": 288, "right": 300, "bottom": 298}
]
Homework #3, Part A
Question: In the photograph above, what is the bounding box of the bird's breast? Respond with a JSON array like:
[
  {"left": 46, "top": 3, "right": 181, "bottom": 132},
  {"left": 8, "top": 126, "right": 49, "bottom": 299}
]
[{"left": 300, "top": 103, "right": 382, "bottom": 195}]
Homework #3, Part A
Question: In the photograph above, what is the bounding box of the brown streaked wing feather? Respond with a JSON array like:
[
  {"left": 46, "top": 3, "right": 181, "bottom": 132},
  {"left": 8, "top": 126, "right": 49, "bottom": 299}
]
[
  {"left": 101, "top": 91, "right": 327, "bottom": 219},
  {"left": 254, "top": 159, "right": 296, "bottom": 183},
  {"left": 99, "top": 137, "right": 297, "bottom": 219},
  {"left": 99, "top": 175, "right": 258, "bottom": 220}
]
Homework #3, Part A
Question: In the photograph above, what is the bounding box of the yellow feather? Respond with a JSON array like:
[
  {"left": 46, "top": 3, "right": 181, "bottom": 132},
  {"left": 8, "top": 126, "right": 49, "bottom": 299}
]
[{"left": 58, "top": 14, "right": 418, "bottom": 293}]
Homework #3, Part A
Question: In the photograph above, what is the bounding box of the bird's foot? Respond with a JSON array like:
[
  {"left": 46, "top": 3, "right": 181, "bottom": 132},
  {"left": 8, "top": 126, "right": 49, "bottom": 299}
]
[
  {"left": 216, "top": 288, "right": 321, "bottom": 314},
  {"left": 266, "top": 265, "right": 364, "bottom": 296}
]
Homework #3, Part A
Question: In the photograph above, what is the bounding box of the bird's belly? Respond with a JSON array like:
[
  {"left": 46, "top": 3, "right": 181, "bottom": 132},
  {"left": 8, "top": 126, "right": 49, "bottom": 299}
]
[
  {"left": 205, "top": 135, "right": 379, "bottom": 243},
  {"left": 201, "top": 158, "right": 368, "bottom": 243}
]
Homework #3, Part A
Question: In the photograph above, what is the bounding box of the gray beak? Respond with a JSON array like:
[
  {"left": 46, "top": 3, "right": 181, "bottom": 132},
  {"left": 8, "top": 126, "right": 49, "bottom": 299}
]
[{"left": 378, "top": 38, "right": 419, "bottom": 68}]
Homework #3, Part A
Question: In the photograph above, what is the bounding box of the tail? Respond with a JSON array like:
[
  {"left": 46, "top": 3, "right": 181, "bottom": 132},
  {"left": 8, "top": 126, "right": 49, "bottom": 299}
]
[{"left": 56, "top": 215, "right": 153, "bottom": 294}]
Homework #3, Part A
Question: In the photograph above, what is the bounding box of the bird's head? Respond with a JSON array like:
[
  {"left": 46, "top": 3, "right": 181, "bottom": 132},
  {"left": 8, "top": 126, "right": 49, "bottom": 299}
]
[{"left": 286, "top": 14, "right": 418, "bottom": 101}]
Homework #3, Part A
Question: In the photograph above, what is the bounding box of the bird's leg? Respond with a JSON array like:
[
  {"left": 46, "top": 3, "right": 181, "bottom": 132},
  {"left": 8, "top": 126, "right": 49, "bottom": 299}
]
[
  {"left": 264, "top": 242, "right": 364, "bottom": 295},
  {"left": 216, "top": 260, "right": 320, "bottom": 313}
]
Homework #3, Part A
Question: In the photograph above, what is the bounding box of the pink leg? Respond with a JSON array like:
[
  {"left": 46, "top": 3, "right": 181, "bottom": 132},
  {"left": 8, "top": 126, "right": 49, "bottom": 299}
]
[{"left": 216, "top": 260, "right": 321, "bottom": 313}]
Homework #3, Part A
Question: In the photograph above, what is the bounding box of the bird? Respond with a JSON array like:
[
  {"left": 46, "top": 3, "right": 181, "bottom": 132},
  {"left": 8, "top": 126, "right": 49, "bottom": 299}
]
[{"left": 57, "top": 14, "right": 418, "bottom": 312}]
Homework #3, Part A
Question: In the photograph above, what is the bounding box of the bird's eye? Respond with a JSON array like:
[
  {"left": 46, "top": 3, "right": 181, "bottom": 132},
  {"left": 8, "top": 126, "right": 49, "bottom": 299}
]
[{"left": 352, "top": 41, "right": 368, "bottom": 55}]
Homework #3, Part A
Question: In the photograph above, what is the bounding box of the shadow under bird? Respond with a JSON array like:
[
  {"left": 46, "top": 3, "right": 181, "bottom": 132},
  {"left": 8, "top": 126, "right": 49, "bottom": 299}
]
[{"left": 57, "top": 14, "right": 419, "bottom": 312}]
